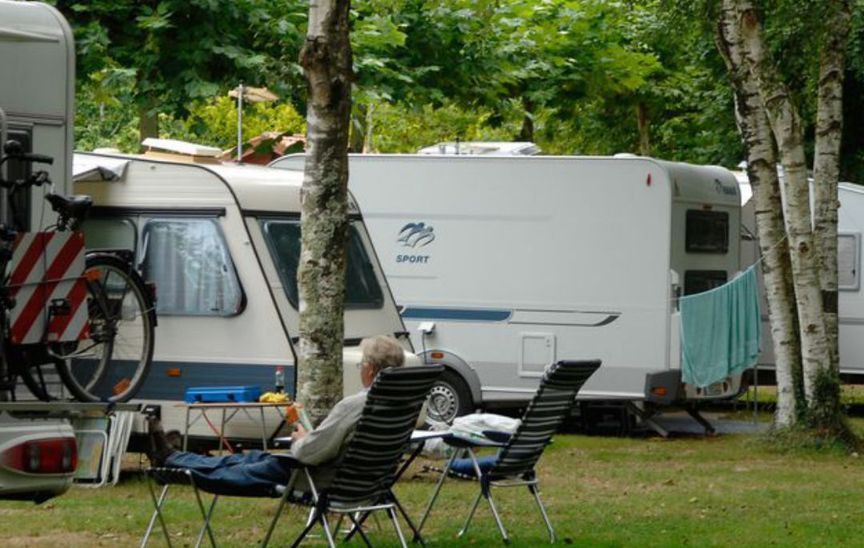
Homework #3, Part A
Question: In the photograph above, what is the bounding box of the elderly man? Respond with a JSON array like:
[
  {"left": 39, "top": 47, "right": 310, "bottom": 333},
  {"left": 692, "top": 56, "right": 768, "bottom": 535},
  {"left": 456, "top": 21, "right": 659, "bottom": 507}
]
[{"left": 147, "top": 335, "right": 406, "bottom": 496}]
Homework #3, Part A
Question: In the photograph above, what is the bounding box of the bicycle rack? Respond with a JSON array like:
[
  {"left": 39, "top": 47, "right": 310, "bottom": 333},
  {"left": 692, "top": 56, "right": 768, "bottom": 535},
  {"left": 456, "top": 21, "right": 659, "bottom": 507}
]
[{"left": 0, "top": 106, "right": 7, "bottom": 226}]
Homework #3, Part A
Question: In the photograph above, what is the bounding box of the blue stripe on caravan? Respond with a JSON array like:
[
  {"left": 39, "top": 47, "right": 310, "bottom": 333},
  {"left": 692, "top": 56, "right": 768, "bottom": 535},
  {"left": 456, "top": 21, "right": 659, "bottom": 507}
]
[
  {"left": 400, "top": 307, "right": 512, "bottom": 322},
  {"left": 134, "top": 362, "right": 297, "bottom": 401}
]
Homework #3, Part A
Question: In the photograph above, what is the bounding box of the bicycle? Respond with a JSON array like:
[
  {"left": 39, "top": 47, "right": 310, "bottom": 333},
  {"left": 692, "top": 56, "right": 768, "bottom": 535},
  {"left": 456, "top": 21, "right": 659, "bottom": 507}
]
[{"left": 0, "top": 140, "right": 156, "bottom": 402}]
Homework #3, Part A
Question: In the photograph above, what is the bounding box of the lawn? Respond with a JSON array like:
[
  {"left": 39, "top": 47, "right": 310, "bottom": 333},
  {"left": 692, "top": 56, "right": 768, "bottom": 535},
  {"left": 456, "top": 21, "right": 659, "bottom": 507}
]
[{"left": 2, "top": 417, "right": 864, "bottom": 547}]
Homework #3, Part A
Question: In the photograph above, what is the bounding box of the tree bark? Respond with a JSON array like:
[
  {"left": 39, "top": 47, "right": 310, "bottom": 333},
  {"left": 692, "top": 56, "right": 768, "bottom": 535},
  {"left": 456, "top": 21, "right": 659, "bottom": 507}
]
[
  {"left": 348, "top": 103, "right": 366, "bottom": 153},
  {"left": 296, "top": 0, "right": 353, "bottom": 425},
  {"left": 736, "top": 0, "right": 830, "bottom": 404},
  {"left": 716, "top": 0, "right": 801, "bottom": 427},
  {"left": 518, "top": 96, "right": 534, "bottom": 143},
  {"left": 636, "top": 101, "right": 651, "bottom": 156},
  {"left": 812, "top": 0, "right": 851, "bottom": 374},
  {"left": 137, "top": 98, "right": 159, "bottom": 147}
]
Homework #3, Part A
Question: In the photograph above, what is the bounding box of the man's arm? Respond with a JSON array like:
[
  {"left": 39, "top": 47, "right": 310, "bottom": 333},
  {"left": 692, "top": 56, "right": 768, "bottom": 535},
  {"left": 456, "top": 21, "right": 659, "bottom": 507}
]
[{"left": 291, "top": 393, "right": 365, "bottom": 466}]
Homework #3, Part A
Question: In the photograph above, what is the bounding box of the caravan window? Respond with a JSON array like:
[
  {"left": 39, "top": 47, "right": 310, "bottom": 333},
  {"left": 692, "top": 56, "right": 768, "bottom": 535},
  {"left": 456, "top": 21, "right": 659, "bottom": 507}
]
[
  {"left": 82, "top": 218, "right": 136, "bottom": 251},
  {"left": 5, "top": 130, "right": 32, "bottom": 230},
  {"left": 686, "top": 210, "right": 729, "bottom": 254},
  {"left": 141, "top": 218, "right": 243, "bottom": 316},
  {"left": 684, "top": 270, "right": 728, "bottom": 296},
  {"left": 839, "top": 233, "right": 860, "bottom": 291},
  {"left": 260, "top": 219, "right": 384, "bottom": 310}
]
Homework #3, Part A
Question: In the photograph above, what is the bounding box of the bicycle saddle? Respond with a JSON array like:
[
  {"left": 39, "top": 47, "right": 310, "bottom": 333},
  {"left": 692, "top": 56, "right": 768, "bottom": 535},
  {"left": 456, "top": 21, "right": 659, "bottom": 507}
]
[{"left": 46, "top": 193, "right": 93, "bottom": 219}]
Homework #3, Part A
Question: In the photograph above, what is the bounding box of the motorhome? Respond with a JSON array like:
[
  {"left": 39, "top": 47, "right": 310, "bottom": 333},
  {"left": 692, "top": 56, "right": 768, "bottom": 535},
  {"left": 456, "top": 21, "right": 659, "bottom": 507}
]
[
  {"left": 739, "top": 177, "right": 864, "bottom": 377},
  {"left": 271, "top": 154, "right": 744, "bottom": 424},
  {"left": 74, "top": 146, "right": 414, "bottom": 448},
  {"left": 0, "top": 0, "right": 74, "bottom": 225},
  {"left": 0, "top": 0, "right": 77, "bottom": 501}
]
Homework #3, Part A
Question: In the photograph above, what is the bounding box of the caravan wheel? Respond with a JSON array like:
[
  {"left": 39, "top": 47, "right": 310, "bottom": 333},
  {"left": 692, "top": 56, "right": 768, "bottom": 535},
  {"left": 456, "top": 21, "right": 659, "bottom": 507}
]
[{"left": 427, "top": 370, "right": 473, "bottom": 424}]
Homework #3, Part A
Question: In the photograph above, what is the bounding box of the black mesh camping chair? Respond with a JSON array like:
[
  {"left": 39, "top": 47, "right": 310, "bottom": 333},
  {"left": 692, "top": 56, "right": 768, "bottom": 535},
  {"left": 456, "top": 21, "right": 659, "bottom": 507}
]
[
  {"left": 263, "top": 364, "right": 443, "bottom": 547},
  {"left": 140, "top": 365, "right": 443, "bottom": 548},
  {"left": 416, "top": 360, "right": 601, "bottom": 544}
]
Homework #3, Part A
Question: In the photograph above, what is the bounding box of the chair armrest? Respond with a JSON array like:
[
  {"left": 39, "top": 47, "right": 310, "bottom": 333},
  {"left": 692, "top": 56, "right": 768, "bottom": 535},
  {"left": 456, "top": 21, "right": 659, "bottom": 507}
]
[
  {"left": 481, "top": 430, "right": 512, "bottom": 444},
  {"left": 271, "top": 436, "right": 293, "bottom": 449}
]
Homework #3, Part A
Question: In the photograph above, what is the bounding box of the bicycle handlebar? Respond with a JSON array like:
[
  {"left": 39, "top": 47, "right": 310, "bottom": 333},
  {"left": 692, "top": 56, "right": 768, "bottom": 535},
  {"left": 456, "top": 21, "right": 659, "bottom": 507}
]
[{"left": 10, "top": 152, "right": 53, "bottom": 165}]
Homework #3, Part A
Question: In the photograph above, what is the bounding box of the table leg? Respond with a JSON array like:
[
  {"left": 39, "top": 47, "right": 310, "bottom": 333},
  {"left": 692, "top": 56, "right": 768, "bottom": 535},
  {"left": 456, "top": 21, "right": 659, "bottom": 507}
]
[
  {"left": 183, "top": 407, "right": 191, "bottom": 451},
  {"left": 260, "top": 407, "right": 267, "bottom": 450},
  {"left": 218, "top": 408, "right": 226, "bottom": 456}
]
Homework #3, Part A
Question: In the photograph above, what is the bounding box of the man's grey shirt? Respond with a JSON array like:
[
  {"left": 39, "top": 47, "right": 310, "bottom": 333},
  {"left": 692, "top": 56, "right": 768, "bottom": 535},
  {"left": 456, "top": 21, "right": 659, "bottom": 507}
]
[{"left": 289, "top": 390, "right": 367, "bottom": 488}]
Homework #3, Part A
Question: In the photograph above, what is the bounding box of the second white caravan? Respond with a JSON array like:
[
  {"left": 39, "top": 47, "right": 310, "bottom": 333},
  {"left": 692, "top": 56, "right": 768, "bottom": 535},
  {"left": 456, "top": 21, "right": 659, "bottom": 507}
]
[
  {"left": 271, "top": 154, "right": 744, "bottom": 423},
  {"left": 75, "top": 149, "right": 414, "bottom": 448}
]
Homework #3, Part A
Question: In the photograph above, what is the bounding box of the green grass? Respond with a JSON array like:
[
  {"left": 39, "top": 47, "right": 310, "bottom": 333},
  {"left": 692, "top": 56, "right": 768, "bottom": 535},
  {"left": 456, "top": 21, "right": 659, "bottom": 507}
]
[
  {"left": 738, "top": 383, "right": 864, "bottom": 406},
  {"left": 3, "top": 421, "right": 864, "bottom": 547}
]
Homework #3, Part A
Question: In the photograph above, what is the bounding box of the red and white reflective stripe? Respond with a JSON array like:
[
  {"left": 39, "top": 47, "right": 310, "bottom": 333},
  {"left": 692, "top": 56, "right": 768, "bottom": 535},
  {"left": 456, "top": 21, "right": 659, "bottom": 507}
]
[{"left": 7, "top": 232, "right": 89, "bottom": 344}]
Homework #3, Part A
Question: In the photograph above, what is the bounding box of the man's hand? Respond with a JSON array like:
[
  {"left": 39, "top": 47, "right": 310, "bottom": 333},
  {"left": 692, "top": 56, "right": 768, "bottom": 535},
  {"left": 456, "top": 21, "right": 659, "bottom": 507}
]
[{"left": 293, "top": 423, "right": 308, "bottom": 442}]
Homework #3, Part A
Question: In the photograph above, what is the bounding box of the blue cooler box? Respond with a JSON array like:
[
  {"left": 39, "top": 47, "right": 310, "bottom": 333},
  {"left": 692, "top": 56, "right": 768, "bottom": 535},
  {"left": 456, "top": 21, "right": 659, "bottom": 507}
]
[{"left": 185, "top": 385, "right": 262, "bottom": 404}]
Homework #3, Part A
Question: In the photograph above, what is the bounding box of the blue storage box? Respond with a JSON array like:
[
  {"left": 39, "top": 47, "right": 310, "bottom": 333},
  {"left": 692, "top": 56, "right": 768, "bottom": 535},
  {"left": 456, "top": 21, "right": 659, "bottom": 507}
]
[{"left": 185, "top": 385, "right": 262, "bottom": 404}]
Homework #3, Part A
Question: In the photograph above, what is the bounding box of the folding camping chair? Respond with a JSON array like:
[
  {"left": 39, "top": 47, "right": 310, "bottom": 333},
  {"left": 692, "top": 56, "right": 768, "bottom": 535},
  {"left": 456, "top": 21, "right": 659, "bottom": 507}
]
[
  {"left": 416, "top": 359, "right": 601, "bottom": 544},
  {"left": 141, "top": 364, "right": 443, "bottom": 548}
]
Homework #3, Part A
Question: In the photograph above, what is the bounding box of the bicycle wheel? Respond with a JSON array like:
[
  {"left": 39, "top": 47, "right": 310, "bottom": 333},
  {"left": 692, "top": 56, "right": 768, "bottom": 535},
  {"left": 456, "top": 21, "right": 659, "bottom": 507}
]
[{"left": 55, "top": 254, "right": 155, "bottom": 402}]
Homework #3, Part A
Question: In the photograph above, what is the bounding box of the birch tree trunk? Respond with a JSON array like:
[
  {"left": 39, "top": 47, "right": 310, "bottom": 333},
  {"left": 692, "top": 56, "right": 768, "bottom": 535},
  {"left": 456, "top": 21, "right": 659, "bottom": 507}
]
[
  {"left": 809, "top": 0, "right": 851, "bottom": 428},
  {"left": 735, "top": 0, "right": 830, "bottom": 404},
  {"left": 715, "top": 0, "right": 801, "bottom": 427},
  {"left": 813, "top": 0, "right": 851, "bottom": 371},
  {"left": 296, "top": 0, "right": 353, "bottom": 425}
]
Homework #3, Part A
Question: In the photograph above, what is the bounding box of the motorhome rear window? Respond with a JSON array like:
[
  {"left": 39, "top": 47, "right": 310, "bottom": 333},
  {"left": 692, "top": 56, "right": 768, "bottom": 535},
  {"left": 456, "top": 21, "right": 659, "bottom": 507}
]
[
  {"left": 685, "top": 210, "right": 729, "bottom": 253},
  {"left": 141, "top": 218, "right": 244, "bottom": 316},
  {"left": 260, "top": 219, "right": 384, "bottom": 310}
]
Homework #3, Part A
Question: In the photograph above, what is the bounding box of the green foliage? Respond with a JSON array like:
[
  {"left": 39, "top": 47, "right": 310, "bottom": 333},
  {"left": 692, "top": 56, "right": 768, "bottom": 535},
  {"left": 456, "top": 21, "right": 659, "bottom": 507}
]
[
  {"left": 64, "top": 0, "right": 863, "bottom": 175},
  {"left": 75, "top": 67, "right": 139, "bottom": 152},
  {"left": 370, "top": 101, "right": 521, "bottom": 152},
  {"left": 162, "top": 96, "right": 306, "bottom": 151},
  {"left": 58, "top": 0, "right": 307, "bottom": 116}
]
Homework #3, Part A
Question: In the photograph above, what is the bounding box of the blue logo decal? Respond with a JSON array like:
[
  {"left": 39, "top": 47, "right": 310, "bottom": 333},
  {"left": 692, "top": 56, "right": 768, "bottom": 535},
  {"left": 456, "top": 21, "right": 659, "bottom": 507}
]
[{"left": 398, "top": 222, "right": 435, "bottom": 248}]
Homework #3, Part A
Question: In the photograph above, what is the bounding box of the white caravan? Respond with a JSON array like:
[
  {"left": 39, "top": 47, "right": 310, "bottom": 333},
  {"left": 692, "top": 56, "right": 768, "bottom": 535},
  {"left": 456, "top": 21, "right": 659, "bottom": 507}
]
[
  {"left": 74, "top": 150, "right": 413, "bottom": 448},
  {"left": 0, "top": 0, "right": 75, "bottom": 225},
  {"left": 739, "top": 177, "right": 864, "bottom": 376},
  {"left": 271, "top": 154, "right": 743, "bottom": 423}
]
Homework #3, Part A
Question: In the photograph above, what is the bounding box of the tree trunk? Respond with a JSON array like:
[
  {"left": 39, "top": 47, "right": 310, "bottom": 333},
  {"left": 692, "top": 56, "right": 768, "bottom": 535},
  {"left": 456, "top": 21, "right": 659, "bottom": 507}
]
[
  {"left": 296, "top": 0, "right": 353, "bottom": 426},
  {"left": 716, "top": 0, "right": 801, "bottom": 427},
  {"left": 736, "top": 0, "right": 830, "bottom": 405},
  {"left": 812, "top": 0, "right": 851, "bottom": 373},
  {"left": 348, "top": 103, "right": 365, "bottom": 153},
  {"left": 636, "top": 102, "right": 651, "bottom": 156},
  {"left": 518, "top": 96, "right": 534, "bottom": 143},
  {"left": 809, "top": 0, "right": 851, "bottom": 429},
  {"left": 363, "top": 102, "right": 375, "bottom": 152},
  {"left": 137, "top": 98, "right": 159, "bottom": 147}
]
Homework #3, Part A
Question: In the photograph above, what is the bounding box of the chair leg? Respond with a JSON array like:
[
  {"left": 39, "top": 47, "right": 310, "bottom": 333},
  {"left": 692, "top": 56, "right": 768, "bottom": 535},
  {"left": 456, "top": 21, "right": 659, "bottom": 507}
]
[
  {"left": 484, "top": 490, "right": 510, "bottom": 544},
  {"left": 142, "top": 482, "right": 173, "bottom": 548},
  {"left": 189, "top": 484, "right": 218, "bottom": 548},
  {"left": 346, "top": 512, "right": 374, "bottom": 548},
  {"left": 528, "top": 483, "right": 556, "bottom": 543},
  {"left": 291, "top": 509, "right": 321, "bottom": 548},
  {"left": 388, "top": 506, "right": 409, "bottom": 548},
  {"left": 416, "top": 450, "right": 457, "bottom": 536},
  {"left": 390, "top": 492, "right": 426, "bottom": 545},
  {"left": 319, "top": 512, "right": 337, "bottom": 548},
  {"left": 261, "top": 490, "right": 292, "bottom": 547},
  {"left": 457, "top": 490, "right": 483, "bottom": 538}
]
